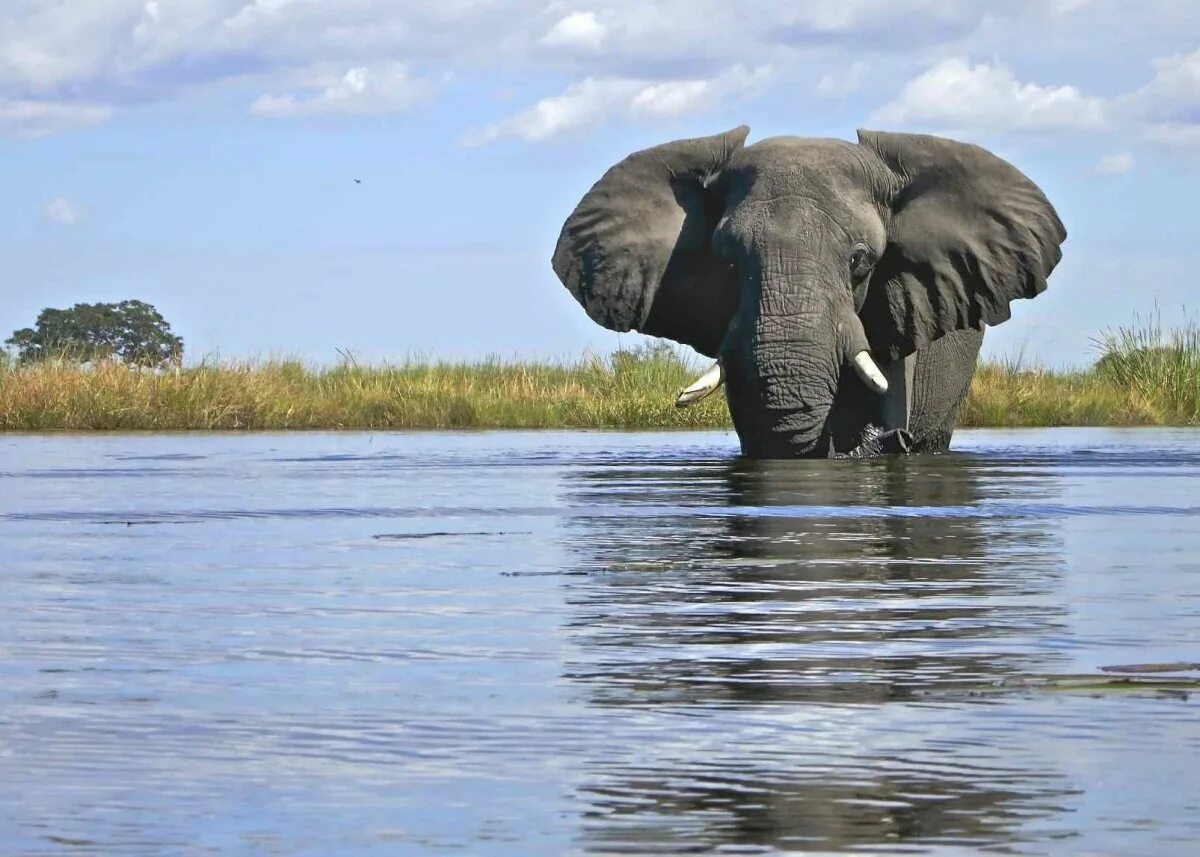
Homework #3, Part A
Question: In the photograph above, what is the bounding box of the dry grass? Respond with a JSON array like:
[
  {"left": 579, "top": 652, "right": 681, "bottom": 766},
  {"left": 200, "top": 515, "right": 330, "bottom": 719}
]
[
  {"left": 2, "top": 321, "right": 1197, "bottom": 431},
  {"left": 0, "top": 346, "right": 729, "bottom": 431}
]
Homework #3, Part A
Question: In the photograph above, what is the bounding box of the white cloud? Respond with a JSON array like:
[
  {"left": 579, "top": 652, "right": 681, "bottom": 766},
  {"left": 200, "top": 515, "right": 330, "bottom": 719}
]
[
  {"left": 464, "top": 77, "right": 642, "bottom": 144},
  {"left": 778, "top": 0, "right": 981, "bottom": 37},
  {"left": 1099, "top": 47, "right": 1200, "bottom": 152},
  {"left": 0, "top": 97, "right": 112, "bottom": 137},
  {"left": 466, "top": 64, "right": 769, "bottom": 144},
  {"left": 1047, "top": 0, "right": 1096, "bottom": 13},
  {"left": 631, "top": 65, "right": 771, "bottom": 117},
  {"left": 0, "top": 2, "right": 1068, "bottom": 103},
  {"left": 222, "top": 0, "right": 303, "bottom": 33},
  {"left": 629, "top": 79, "right": 711, "bottom": 117},
  {"left": 251, "top": 62, "right": 430, "bottom": 117},
  {"left": 44, "top": 197, "right": 84, "bottom": 224},
  {"left": 872, "top": 57, "right": 1108, "bottom": 133},
  {"left": 815, "top": 60, "right": 869, "bottom": 97},
  {"left": 1143, "top": 123, "right": 1200, "bottom": 152},
  {"left": 0, "top": 0, "right": 1196, "bottom": 152},
  {"left": 541, "top": 11, "right": 605, "bottom": 50},
  {"left": 1092, "top": 152, "right": 1135, "bottom": 175},
  {"left": 0, "top": 2, "right": 142, "bottom": 90},
  {"left": 1120, "top": 47, "right": 1200, "bottom": 123}
]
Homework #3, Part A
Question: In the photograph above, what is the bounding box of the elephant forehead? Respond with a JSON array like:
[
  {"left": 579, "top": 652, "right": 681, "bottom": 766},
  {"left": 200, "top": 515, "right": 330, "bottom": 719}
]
[
  {"left": 723, "top": 146, "right": 886, "bottom": 252},
  {"left": 731, "top": 139, "right": 884, "bottom": 232},
  {"left": 738, "top": 136, "right": 881, "bottom": 195}
]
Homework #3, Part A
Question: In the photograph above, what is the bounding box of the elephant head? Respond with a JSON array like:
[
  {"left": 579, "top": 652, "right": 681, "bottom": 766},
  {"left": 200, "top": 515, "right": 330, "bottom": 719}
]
[{"left": 551, "top": 127, "right": 1066, "bottom": 458}]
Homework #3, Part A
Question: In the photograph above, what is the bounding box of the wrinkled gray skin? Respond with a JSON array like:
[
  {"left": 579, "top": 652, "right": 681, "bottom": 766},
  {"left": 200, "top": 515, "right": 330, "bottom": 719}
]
[{"left": 552, "top": 127, "right": 1066, "bottom": 458}]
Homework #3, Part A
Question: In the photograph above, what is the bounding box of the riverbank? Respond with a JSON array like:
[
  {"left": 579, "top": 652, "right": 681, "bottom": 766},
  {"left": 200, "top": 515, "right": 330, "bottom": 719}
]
[{"left": 1, "top": 325, "right": 1197, "bottom": 431}]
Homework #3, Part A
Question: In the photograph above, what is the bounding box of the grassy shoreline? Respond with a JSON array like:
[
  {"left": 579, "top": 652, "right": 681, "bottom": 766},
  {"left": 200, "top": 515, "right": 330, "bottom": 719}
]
[{"left": 1, "top": 327, "right": 1197, "bottom": 431}]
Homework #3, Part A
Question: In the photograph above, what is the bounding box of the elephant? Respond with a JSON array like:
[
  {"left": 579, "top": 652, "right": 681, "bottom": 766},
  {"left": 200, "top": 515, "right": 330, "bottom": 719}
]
[{"left": 550, "top": 127, "right": 1066, "bottom": 458}]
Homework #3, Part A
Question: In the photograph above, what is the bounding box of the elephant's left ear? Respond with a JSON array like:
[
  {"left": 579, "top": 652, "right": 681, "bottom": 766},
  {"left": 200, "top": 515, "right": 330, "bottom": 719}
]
[{"left": 857, "top": 130, "right": 1067, "bottom": 361}]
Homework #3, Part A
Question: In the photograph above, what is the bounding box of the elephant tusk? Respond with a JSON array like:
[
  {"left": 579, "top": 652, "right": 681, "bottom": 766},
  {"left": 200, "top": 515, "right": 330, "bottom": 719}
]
[
  {"left": 675, "top": 362, "right": 724, "bottom": 408},
  {"left": 852, "top": 351, "right": 889, "bottom": 394}
]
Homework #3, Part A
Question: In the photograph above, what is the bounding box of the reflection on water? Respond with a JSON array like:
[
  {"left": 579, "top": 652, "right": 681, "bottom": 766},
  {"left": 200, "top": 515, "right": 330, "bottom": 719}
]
[
  {"left": 562, "top": 455, "right": 1076, "bottom": 851},
  {"left": 1, "top": 429, "right": 1198, "bottom": 855},
  {"left": 566, "top": 456, "right": 1069, "bottom": 696}
]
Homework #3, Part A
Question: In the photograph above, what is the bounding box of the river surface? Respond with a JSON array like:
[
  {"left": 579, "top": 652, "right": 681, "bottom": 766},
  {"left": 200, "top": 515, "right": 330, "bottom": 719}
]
[{"left": 1, "top": 428, "right": 1198, "bottom": 855}]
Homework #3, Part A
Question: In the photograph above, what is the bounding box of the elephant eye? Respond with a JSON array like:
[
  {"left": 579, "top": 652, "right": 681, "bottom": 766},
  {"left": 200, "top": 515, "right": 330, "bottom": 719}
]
[{"left": 849, "top": 244, "right": 877, "bottom": 281}]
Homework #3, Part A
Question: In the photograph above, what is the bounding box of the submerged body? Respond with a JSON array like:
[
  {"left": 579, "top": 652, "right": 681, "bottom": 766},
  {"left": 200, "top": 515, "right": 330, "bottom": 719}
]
[
  {"left": 826, "top": 327, "right": 984, "bottom": 458},
  {"left": 552, "top": 128, "right": 1065, "bottom": 458}
]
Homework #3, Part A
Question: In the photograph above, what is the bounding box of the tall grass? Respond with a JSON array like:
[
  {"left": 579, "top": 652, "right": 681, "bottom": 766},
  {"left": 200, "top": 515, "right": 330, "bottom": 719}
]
[
  {"left": 0, "top": 344, "right": 728, "bottom": 431},
  {"left": 1094, "top": 314, "right": 1200, "bottom": 424},
  {"left": 962, "top": 316, "right": 1200, "bottom": 428},
  {"left": 1, "top": 322, "right": 1197, "bottom": 431}
]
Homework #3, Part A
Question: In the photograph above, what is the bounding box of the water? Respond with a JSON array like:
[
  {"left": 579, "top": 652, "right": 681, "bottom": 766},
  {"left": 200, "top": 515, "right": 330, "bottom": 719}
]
[{"left": 1, "top": 428, "right": 1198, "bottom": 855}]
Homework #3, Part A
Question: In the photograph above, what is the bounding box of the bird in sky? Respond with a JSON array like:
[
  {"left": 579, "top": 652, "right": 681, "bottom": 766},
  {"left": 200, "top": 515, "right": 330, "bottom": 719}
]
[{"left": 353, "top": 179, "right": 362, "bottom": 184}]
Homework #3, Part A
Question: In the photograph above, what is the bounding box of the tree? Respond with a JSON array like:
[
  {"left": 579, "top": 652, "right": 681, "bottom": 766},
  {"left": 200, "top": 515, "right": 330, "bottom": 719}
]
[{"left": 5, "top": 300, "right": 183, "bottom": 367}]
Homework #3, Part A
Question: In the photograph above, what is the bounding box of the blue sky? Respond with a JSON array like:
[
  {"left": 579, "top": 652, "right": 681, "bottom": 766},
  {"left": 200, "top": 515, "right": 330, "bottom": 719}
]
[{"left": 1, "top": 1, "right": 1198, "bottom": 368}]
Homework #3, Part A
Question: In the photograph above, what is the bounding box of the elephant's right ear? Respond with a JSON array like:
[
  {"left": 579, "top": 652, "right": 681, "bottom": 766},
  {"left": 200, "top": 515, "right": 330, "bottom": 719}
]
[{"left": 551, "top": 126, "right": 749, "bottom": 358}]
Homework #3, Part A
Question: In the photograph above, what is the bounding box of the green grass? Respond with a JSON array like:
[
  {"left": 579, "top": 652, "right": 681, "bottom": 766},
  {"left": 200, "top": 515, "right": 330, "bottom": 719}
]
[
  {"left": 962, "top": 317, "right": 1200, "bottom": 428},
  {"left": 1, "top": 322, "right": 1197, "bottom": 431}
]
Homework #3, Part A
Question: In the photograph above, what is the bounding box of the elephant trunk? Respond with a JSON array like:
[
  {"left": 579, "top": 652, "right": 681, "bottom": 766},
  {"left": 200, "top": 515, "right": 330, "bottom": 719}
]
[{"left": 722, "top": 267, "right": 884, "bottom": 458}]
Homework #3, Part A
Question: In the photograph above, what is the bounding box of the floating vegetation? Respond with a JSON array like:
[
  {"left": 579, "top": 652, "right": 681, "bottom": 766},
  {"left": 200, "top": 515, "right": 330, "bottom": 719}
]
[{"left": 918, "top": 671, "right": 1199, "bottom": 702}]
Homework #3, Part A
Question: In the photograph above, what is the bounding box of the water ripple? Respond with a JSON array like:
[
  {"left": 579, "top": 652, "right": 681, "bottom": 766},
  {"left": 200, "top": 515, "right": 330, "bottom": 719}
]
[{"left": 1, "top": 428, "right": 1198, "bottom": 855}]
